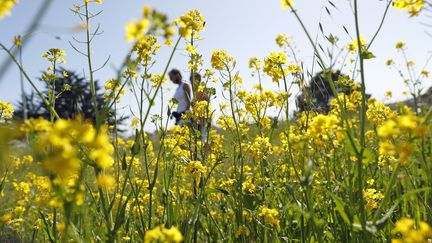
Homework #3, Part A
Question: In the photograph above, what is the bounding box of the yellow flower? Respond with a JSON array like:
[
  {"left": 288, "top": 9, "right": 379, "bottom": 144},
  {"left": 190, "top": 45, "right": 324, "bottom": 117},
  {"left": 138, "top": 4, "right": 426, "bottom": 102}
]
[
  {"left": 125, "top": 18, "right": 150, "bottom": 42},
  {"left": 0, "top": 99, "right": 14, "bottom": 122},
  {"left": 42, "top": 48, "right": 66, "bottom": 64},
  {"left": 13, "top": 35, "right": 22, "bottom": 46},
  {"left": 275, "top": 33, "right": 290, "bottom": 48},
  {"left": 0, "top": 213, "right": 12, "bottom": 223},
  {"left": 392, "top": 218, "right": 432, "bottom": 242},
  {"left": 35, "top": 119, "right": 114, "bottom": 179},
  {"left": 395, "top": 41, "right": 406, "bottom": 50},
  {"left": 363, "top": 188, "right": 384, "bottom": 211},
  {"left": 104, "top": 78, "right": 125, "bottom": 102},
  {"left": 176, "top": 9, "right": 205, "bottom": 39},
  {"left": 281, "top": 0, "right": 295, "bottom": 9},
  {"left": 347, "top": 35, "right": 367, "bottom": 52},
  {"left": 248, "top": 57, "right": 262, "bottom": 74},
  {"left": 187, "top": 160, "right": 207, "bottom": 180},
  {"left": 263, "top": 52, "right": 287, "bottom": 82},
  {"left": 392, "top": 0, "right": 424, "bottom": 16},
  {"left": 132, "top": 35, "right": 161, "bottom": 67},
  {"left": 85, "top": 0, "right": 102, "bottom": 4},
  {"left": 192, "top": 100, "right": 211, "bottom": 120},
  {"left": 385, "top": 90, "right": 392, "bottom": 98},
  {"left": 185, "top": 43, "right": 196, "bottom": 55},
  {"left": 366, "top": 100, "right": 395, "bottom": 126},
  {"left": 211, "top": 50, "right": 235, "bottom": 70},
  {"left": 56, "top": 223, "right": 66, "bottom": 233},
  {"left": 242, "top": 178, "right": 256, "bottom": 193},
  {"left": 150, "top": 73, "right": 168, "bottom": 88},
  {"left": 386, "top": 59, "right": 394, "bottom": 66},
  {"left": 96, "top": 174, "right": 115, "bottom": 190},
  {"left": 0, "top": 0, "right": 17, "bottom": 20},
  {"left": 259, "top": 206, "right": 280, "bottom": 230},
  {"left": 144, "top": 225, "right": 183, "bottom": 243},
  {"left": 63, "top": 84, "right": 72, "bottom": 91},
  {"left": 131, "top": 116, "right": 140, "bottom": 129}
]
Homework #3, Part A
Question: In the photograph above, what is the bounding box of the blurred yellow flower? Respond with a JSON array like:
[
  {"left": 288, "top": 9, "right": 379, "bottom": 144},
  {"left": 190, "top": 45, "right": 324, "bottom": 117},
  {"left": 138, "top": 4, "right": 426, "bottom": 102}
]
[
  {"left": 144, "top": 225, "right": 183, "bottom": 243},
  {"left": 393, "top": 0, "right": 424, "bottom": 16},
  {"left": 281, "top": 0, "right": 295, "bottom": 9},
  {"left": 0, "top": 99, "right": 14, "bottom": 122},
  {"left": 0, "top": 0, "right": 17, "bottom": 20},
  {"left": 176, "top": 9, "right": 205, "bottom": 39}
]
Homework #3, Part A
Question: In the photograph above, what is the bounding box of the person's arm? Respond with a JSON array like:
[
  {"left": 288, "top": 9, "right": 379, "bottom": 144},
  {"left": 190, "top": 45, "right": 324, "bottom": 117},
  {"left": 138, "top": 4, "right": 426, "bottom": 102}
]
[{"left": 183, "top": 83, "right": 192, "bottom": 110}]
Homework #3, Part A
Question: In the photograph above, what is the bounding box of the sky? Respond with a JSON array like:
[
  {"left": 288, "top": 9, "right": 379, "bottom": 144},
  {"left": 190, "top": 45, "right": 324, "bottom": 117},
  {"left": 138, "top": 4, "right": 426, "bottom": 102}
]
[{"left": 0, "top": 0, "right": 431, "bottom": 131}]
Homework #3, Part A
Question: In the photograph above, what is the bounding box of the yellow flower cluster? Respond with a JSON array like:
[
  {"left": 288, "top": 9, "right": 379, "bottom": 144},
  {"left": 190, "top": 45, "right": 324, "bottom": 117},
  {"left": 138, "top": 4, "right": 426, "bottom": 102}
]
[
  {"left": 331, "top": 90, "right": 363, "bottom": 113},
  {"left": 363, "top": 188, "right": 384, "bottom": 211},
  {"left": 378, "top": 113, "right": 428, "bottom": 165},
  {"left": 393, "top": 0, "right": 425, "bottom": 16},
  {"left": 259, "top": 206, "right": 280, "bottom": 230},
  {"left": 366, "top": 99, "right": 396, "bottom": 126},
  {"left": 132, "top": 35, "right": 161, "bottom": 67},
  {"left": 242, "top": 90, "right": 285, "bottom": 120},
  {"left": 263, "top": 52, "right": 301, "bottom": 82},
  {"left": 307, "top": 114, "right": 341, "bottom": 148},
  {"left": 0, "top": 99, "right": 14, "bottom": 122},
  {"left": 187, "top": 160, "right": 207, "bottom": 180},
  {"left": 150, "top": 73, "right": 168, "bottom": 89},
  {"left": 248, "top": 57, "right": 262, "bottom": 75},
  {"left": 378, "top": 114, "right": 427, "bottom": 139},
  {"left": 188, "top": 51, "right": 203, "bottom": 71},
  {"left": 42, "top": 48, "right": 66, "bottom": 64},
  {"left": 104, "top": 79, "right": 125, "bottom": 102},
  {"left": 126, "top": 18, "right": 150, "bottom": 42},
  {"left": 347, "top": 35, "right": 367, "bottom": 53},
  {"left": 248, "top": 136, "right": 273, "bottom": 160},
  {"left": 242, "top": 177, "right": 256, "bottom": 193},
  {"left": 0, "top": 0, "right": 17, "bottom": 20},
  {"left": 392, "top": 218, "right": 432, "bottom": 243},
  {"left": 34, "top": 119, "right": 114, "bottom": 180},
  {"left": 175, "top": 9, "right": 205, "bottom": 39},
  {"left": 125, "top": 5, "right": 174, "bottom": 44},
  {"left": 144, "top": 225, "right": 184, "bottom": 243},
  {"left": 275, "top": 33, "right": 290, "bottom": 48},
  {"left": 263, "top": 52, "right": 287, "bottom": 82},
  {"left": 192, "top": 100, "right": 211, "bottom": 119},
  {"left": 96, "top": 174, "right": 115, "bottom": 190},
  {"left": 20, "top": 117, "right": 51, "bottom": 132},
  {"left": 211, "top": 50, "right": 235, "bottom": 70}
]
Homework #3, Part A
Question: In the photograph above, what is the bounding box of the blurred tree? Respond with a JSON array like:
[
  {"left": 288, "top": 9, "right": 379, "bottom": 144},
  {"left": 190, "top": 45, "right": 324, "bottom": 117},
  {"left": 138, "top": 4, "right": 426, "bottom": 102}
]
[
  {"left": 15, "top": 68, "right": 125, "bottom": 130},
  {"left": 296, "top": 70, "right": 370, "bottom": 114}
]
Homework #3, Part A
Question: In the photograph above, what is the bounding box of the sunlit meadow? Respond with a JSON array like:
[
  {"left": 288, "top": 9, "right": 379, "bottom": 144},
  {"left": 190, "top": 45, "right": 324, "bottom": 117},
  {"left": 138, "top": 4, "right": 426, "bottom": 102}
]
[{"left": 1, "top": 0, "right": 432, "bottom": 242}]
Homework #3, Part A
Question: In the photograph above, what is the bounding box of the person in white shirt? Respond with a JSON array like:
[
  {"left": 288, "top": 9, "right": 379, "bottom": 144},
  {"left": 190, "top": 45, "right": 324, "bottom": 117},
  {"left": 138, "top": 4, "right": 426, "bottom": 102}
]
[{"left": 169, "top": 69, "right": 191, "bottom": 127}]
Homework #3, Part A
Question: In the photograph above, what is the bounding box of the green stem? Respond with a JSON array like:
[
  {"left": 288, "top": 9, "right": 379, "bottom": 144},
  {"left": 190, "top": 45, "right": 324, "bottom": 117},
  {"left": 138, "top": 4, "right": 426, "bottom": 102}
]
[
  {"left": 353, "top": 0, "right": 367, "bottom": 226},
  {"left": 84, "top": 2, "right": 100, "bottom": 127}
]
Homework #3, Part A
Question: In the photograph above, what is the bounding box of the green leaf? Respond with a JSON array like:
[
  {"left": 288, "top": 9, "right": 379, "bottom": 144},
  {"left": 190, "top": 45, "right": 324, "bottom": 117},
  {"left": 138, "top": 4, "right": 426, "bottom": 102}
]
[
  {"left": 329, "top": 193, "right": 352, "bottom": 225},
  {"left": 130, "top": 129, "right": 141, "bottom": 156}
]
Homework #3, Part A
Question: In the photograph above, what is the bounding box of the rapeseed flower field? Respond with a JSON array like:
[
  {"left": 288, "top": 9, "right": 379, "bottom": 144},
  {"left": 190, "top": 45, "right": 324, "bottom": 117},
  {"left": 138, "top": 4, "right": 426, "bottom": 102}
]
[{"left": 1, "top": 0, "right": 432, "bottom": 242}]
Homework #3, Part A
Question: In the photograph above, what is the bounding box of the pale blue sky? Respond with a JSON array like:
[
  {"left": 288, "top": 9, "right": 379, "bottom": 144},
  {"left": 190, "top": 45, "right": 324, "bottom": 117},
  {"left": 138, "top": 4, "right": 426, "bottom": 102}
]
[{"left": 0, "top": 0, "right": 431, "bottom": 129}]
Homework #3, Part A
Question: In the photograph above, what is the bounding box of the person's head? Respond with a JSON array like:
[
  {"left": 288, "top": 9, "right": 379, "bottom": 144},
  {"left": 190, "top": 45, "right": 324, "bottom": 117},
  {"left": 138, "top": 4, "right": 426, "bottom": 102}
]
[
  {"left": 189, "top": 72, "right": 202, "bottom": 84},
  {"left": 169, "top": 69, "right": 182, "bottom": 84}
]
